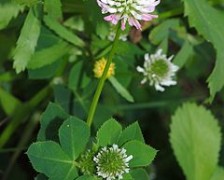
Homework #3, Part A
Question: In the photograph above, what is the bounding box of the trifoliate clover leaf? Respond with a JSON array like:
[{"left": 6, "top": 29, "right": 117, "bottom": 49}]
[{"left": 59, "top": 117, "right": 90, "bottom": 160}]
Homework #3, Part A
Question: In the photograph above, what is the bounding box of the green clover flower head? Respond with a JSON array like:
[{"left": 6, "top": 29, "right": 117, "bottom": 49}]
[
  {"left": 94, "top": 144, "right": 133, "bottom": 180},
  {"left": 79, "top": 150, "right": 96, "bottom": 175}
]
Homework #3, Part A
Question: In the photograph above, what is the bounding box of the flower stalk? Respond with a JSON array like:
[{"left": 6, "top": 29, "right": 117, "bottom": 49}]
[{"left": 86, "top": 25, "right": 121, "bottom": 126}]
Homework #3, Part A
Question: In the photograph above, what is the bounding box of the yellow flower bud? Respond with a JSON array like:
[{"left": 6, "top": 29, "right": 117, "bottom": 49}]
[{"left": 93, "top": 58, "right": 115, "bottom": 78}]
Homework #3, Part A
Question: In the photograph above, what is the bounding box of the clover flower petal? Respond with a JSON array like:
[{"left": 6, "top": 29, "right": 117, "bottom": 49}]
[{"left": 97, "top": 0, "right": 160, "bottom": 30}]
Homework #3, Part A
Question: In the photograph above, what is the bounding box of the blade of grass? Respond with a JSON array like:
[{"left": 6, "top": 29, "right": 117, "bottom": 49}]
[
  {"left": 2, "top": 112, "right": 40, "bottom": 180},
  {"left": 0, "top": 86, "right": 51, "bottom": 148},
  {"left": 115, "top": 96, "right": 205, "bottom": 110}
]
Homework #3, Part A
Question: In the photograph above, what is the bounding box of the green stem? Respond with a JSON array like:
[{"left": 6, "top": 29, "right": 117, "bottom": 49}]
[{"left": 86, "top": 26, "right": 121, "bottom": 126}]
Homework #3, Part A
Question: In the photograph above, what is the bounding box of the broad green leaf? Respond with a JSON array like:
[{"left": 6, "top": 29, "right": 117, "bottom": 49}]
[
  {"left": 130, "top": 169, "right": 149, "bottom": 180},
  {"left": 91, "top": 34, "right": 111, "bottom": 57},
  {"left": 35, "top": 174, "right": 48, "bottom": 180},
  {"left": 123, "top": 173, "right": 134, "bottom": 180},
  {"left": 93, "top": 104, "right": 114, "bottom": 129},
  {"left": 64, "top": 16, "right": 84, "bottom": 31},
  {"left": 182, "top": 0, "right": 224, "bottom": 99},
  {"left": 158, "top": 37, "right": 168, "bottom": 54},
  {"left": 113, "top": 56, "right": 134, "bottom": 88},
  {"left": 13, "top": 0, "right": 39, "bottom": 7},
  {"left": 28, "top": 59, "right": 63, "bottom": 79},
  {"left": 211, "top": 167, "right": 224, "bottom": 180},
  {"left": 44, "top": 15, "right": 84, "bottom": 47},
  {"left": 116, "top": 41, "right": 143, "bottom": 59},
  {"left": 84, "top": 0, "right": 104, "bottom": 32},
  {"left": 109, "top": 76, "right": 134, "bottom": 103},
  {"left": 0, "top": 72, "right": 14, "bottom": 82},
  {"left": 93, "top": 104, "right": 115, "bottom": 129},
  {"left": 13, "top": 8, "right": 41, "bottom": 73},
  {"left": 28, "top": 41, "right": 70, "bottom": 69},
  {"left": 53, "top": 85, "right": 71, "bottom": 113},
  {"left": 170, "top": 103, "right": 221, "bottom": 180},
  {"left": 44, "top": 0, "right": 62, "bottom": 20},
  {"left": 62, "top": 0, "right": 86, "bottom": 13},
  {"left": 123, "top": 140, "right": 157, "bottom": 168},
  {"left": 68, "top": 61, "right": 83, "bottom": 91},
  {"left": 0, "top": 32, "right": 16, "bottom": 61},
  {"left": 35, "top": 26, "right": 61, "bottom": 50},
  {"left": 96, "top": 21, "right": 109, "bottom": 39},
  {"left": 96, "top": 118, "right": 122, "bottom": 146},
  {"left": 37, "top": 103, "right": 69, "bottom": 141},
  {"left": 149, "top": 19, "right": 179, "bottom": 44},
  {"left": 0, "top": 87, "right": 22, "bottom": 116},
  {"left": 0, "top": 2, "right": 24, "bottom": 30},
  {"left": 59, "top": 117, "right": 90, "bottom": 160},
  {"left": 27, "top": 141, "right": 78, "bottom": 180},
  {"left": 75, "top": 175, "right": 97, "bottom": 180},
  {"left": 173, "top": 41, "right": 194, "bottom": 68},
  {"left": 118, "top": 122, "right": 144, "bottom": 146}
]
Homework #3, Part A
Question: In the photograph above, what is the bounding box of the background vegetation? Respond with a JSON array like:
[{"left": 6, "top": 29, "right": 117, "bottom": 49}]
[{"left": 0, "top": 0, "right": 224, "bottom": 179}]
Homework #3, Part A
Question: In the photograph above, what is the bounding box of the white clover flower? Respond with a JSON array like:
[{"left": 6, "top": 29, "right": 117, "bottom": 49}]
[
  {"left": 137, "top": 49, "right": 179, "bottom": 92},
  {"left": 93, "top": 144, "right": 133, "bottom": 180},
  {"left": 97, "top": 0, "right": 160, "bottom": 30}
]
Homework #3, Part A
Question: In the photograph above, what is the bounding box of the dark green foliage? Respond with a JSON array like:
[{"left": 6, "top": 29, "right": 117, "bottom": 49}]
[{"left": 1, "top": 0, "right": 224, "bottom": 179}]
